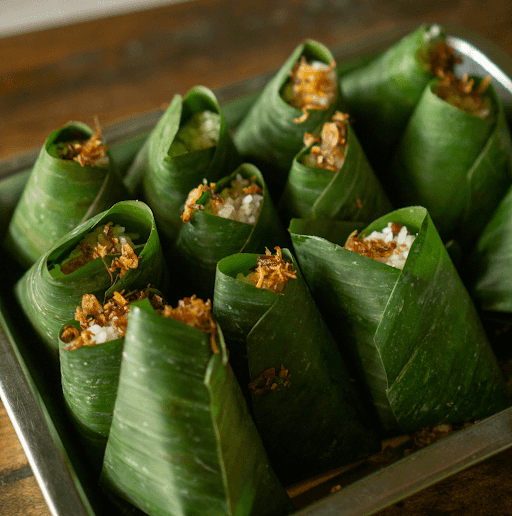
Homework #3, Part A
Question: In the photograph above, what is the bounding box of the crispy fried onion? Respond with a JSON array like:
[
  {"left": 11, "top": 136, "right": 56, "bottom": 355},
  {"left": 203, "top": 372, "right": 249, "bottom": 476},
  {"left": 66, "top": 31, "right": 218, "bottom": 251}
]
[
  {"left": 248, "top": 365, "right": 291, "bottom": 395},
  {"left": 427, "top": 40, "right": 462, "bottom": 78},
  {"left": 159, "top": 295, "right": 219, "bottom": 354},
  {"left": 60, "top": 222, "right": 139, "bottom": 278},
  {"left": 344, "top": 223, "right": 403, "bottom": 260},
  {"left": 61, "top": 289, "right": 164, "bottom": 350},
  {"left": 59, "top": 119, "right": 108, "bottom": 167},
  {"left": 303, "top": 111, "right": 350, "bottom": 171},
  {"left": 181, "top": 180, "right": 223, "bottom": 222},
  {"left": 434, "top": 72, "right": 492, "bottom": 118},
  {"left": 289, "top": 56, "right": 337, "bottom": 123},
  {"left": 253, "top": 246, "right": 297, "bottom": 293}
]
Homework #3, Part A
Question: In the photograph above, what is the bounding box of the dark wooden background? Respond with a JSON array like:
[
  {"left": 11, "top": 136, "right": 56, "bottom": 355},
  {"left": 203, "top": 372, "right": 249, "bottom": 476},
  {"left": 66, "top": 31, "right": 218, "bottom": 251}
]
[{"left": 1, "top": 0, "right": 512, "bottom": 514}]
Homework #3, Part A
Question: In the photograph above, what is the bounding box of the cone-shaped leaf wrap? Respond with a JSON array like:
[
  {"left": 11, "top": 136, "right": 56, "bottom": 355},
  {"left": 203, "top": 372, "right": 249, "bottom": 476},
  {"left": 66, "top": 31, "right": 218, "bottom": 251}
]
[
  {"left": 15, "top": 201, "right": 168, "bottom": 358},
  {"left": 279, "top": 119, "right": 392, "bottom": 222},
  {"left": 212, "top": 249, "right": 380, "bottom": 484},
  {"left": 124, "top": 85, "right": 241, "bottom": 243},
  {"left": 173, "top": 163, "right": 289, "bottom": 300},
  {"left": 100, "top": 300, "right": 293, "bottom": 516},
  {"left": 234, "top": 40, "right": 341, "bottom": 197},
  {"left": 5, "top": 121, "right": 126, "bottom": 269},
  {"left": 339, "top": 24, "right": 449, "bottom": 170},
  {"left": 387, "top": 78, "right": 512, "bottom": 245},
  {"left": 289, "top": 207, "right": 510, "bottom": 434}
]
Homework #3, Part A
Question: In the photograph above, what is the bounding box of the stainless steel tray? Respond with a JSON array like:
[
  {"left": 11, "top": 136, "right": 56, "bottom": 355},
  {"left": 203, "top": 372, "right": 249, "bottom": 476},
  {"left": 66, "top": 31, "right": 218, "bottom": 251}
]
[{"left": 1, "top": 26, "right": 512, "bottom": 516}]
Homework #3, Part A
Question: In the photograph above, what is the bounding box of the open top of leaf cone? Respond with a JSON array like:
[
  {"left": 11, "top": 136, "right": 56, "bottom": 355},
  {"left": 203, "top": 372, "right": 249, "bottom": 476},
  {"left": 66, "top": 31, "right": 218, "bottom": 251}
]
[
  {"left": 124, "top": 85, "right": 240, "bottom": 243},
  {"left": 289, "top": 207, "right": 510, "bottom": 435},
  {"left": 15, "top": 200, "right": 168, "bottom": 359},
  {"left": 5, "top": 121, "right": 126, "bottom": 269},
  {"left": 233, "top": 39, "right": 341, "bottom": 198},
  {"left": 387, "top": 76, "right": 512, "bottom": 247},
  {"left": 213, "top": 248, "right": 380, "bottom": 483},
  {"left": 100, "top": 298, "right": 293, "bottom": 516},
  {"left": 172, "top": 163, "right": 290, "bottom": 300},
  {"left": 279, "top": 115, "right": 392, "bottom": 222},
  {"left": 339, "top": 24, "right": 453, "bottom": 172}
]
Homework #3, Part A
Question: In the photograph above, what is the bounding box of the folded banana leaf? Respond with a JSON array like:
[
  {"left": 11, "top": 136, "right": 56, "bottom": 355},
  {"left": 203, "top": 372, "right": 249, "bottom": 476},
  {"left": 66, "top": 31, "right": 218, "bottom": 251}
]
[
  {"left": 123, "top": 85, "right": 240, "bottom": 243},
  {"left": 464, "top": 185, "right": 512, "bottom": 313},
  {"left": 289, "top": 207, "right": 510, "bottom": 435},
  {"left": 233, "top": 39, "right": 341, "bottom": 197},
  {"left": 5, "top": 121, "right": 126, "bottom": 269},
  {"left": 100, "top": 298, "right": 294, "bottom": 516},
  {"left": 387, "top": 77, "right": 512, "bottom": 246},
  {"left": 279, "top": 116, "right": 392, "bottom": 222},
  {"left": 15, "top": 200, "right": 168, "bottom": 359},
  {"left": 212, "top": 249, "right": 380, "bottom": 484},
  {"left": 172, "top": 163, "right": 289, "bottom": 300},
  {"left": 339, "top": 24, "right": 453, "bottom": 170}
]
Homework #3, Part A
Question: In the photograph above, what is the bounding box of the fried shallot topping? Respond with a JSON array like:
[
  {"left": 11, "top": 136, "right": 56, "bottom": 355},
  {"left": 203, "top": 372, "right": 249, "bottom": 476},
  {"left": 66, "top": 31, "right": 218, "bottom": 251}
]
[
  {"left": 60, "top": 222, "right": 139, "bottom": 278},
  {"left": 434, "top": 72, "right": 492, "bottom": 118},
  {"left": 181, "top": 180, "right": 221, "bottom": 223},
  {"left": 344, "top": 230, "right": 398, "bottom": 261},
  {"left": 248, "top": 364, "right": 292, "bottom": 395},
  {"left": 287, "top": 56, "right": 337, "bottom": 123},
  {"left": 159, "top": 295, "right": 219, "bottom": 354},
  {"left": 303, "top": 111, "right": 350, "bottom": 171},
  {"left": 426, "top": 40, "right": 462, "bottom": 78},
  {"left": 58, "top": 121, "right": 109, "bottom": 167},
  {"left": 61, "top": 289, "right": 164, "bottom": 350},
  {"left": 242, "top": 247, "right": 297, "bottom": 293}
]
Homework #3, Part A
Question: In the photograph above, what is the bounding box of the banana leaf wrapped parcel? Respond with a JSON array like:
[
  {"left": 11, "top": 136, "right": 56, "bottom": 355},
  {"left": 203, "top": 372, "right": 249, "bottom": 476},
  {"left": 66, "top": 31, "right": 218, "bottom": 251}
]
[
  {"left": 58, "top": 288, "right": 166, "bottom": 466},
  {"left": 101, "top": 296, "right": 294, "bottom": 516},
  {"left": 5, "top": 121, "right": 126, "bottom": 269},
  {"left": 289, "top": 207, "right": 510, "bottom": 435},
  {"left": 212, "top": 247, "right": 380, "bottom": 484},
  {"left": 173, "top": 163, "right": 289, "bottom": 300},
  {"left": 387, "top": 73, "right": 512, "bottom": 246},
  {"left": 279, "top": 111, "right": 392, "bottom": 222},
  {"left": 339, "top": 24, "right": 459, "bottom": 170},
  {"left": 124, "top": 85, "right": 240, "bottom": 243},
  {"left": 234, "top": 39, "right": 341, "bottom": 197},
  {"left": 15, "top": 200, "right": 168, "bottom": 358}
]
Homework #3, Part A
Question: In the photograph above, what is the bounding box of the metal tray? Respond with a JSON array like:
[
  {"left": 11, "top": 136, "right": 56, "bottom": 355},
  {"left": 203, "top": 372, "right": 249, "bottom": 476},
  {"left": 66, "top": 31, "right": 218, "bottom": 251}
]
[{"left": 1, "top": 26, "right": 512, "bottom": 516}]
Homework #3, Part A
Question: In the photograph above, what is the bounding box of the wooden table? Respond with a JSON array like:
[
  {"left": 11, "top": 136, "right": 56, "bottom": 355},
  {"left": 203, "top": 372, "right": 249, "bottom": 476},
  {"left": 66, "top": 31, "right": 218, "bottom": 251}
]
[{"left": 2, "top": 1, "right": 512, "bottom": 514}]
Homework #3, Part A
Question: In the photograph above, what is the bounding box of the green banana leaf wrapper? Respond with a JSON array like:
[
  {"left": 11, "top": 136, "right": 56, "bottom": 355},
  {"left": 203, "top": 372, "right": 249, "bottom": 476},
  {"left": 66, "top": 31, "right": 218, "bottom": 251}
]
[
  {"left": 59, "top": 320, "right": 124, "bottom": 467},
  {"left": 100, "top": 299, "right": 293, "bottom": 516},
  {"left": 387, "top": 77, "right": 512, "bottom": 246},
  {"left": 172, "top": 163, "right": 289, "bottom": 301},
  {"left": 339, "top": 24, "right": 448, "bottom": 171},
  {"left": 5, "top": 121, "right": 127, "bottom": 269},
  {"left": 15, "top": 200, "right": 168, "bottom": 358},
  {"left": 278, "top": 119, "right": 393, "bottom": 222},
  {"left": 289, "top": 207, "right": 511, "bottom": 435},
  {"left": 464, "top": 184, "right": 512, "bottom": 313},
  {"left": 212, "top": 249, "right": 380, "bottom": 484},
  {"left": 233, "top": 39, "right": 341, "bottom": 197},
  {"left": 124, "top": 85, "right": 241, "bottom": 243}
]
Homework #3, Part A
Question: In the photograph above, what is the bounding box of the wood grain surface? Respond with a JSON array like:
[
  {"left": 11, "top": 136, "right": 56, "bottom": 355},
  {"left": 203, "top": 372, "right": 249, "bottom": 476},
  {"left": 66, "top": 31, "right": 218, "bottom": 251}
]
[{"left": 1, "top": 0, "right": 512, "bottom": 514}]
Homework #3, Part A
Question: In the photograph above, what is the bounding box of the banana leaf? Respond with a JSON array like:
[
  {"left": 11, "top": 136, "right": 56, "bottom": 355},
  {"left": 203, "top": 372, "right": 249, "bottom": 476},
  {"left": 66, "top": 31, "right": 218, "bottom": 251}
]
[
  {"left": 212, "top": 249, "right": 380, "bottom": 484},
  {"left": 59, "top": 319, "right": 124, "bottom": 468},
  {"left": 464, "top": 184, "right": 512, "bottom": 313},
  {"left": 123, "top": 85, "right": 240, "bottom": 243},
  {"left": 233, "top": 39, "right": 341, "bottom": 197},
  {"left": 289, "top": 207, "right": 511, "bottom": 435},
  {"left": 279, "top": 119, "right": 393, "bottom": 222},
  {"left": 339, "top": 24, "right": 449, "bottom": 171},
  {"left": 172, "top": 163, "right": 289, "bottom": 301},
  {"left": 100, "top": 299, "right": 294, "bottom": 516},
  {"left": 5, "top": 121, "right": 126, "bottom": 269},
  {"left": 387, "top": 77, "right": 512, "bottom": 246},
  {"left": 15, "top": 200, "right": 168, "bottom": 359}
]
